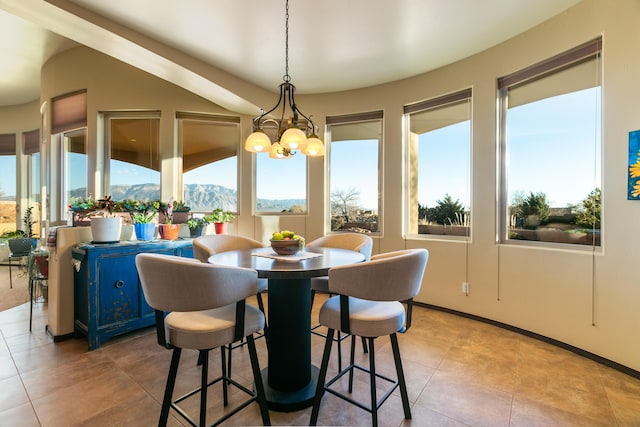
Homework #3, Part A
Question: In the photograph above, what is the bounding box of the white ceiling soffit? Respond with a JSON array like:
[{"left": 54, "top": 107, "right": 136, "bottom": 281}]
[{"left": 0, "top": 0, "right": 582, "bottom": 109}]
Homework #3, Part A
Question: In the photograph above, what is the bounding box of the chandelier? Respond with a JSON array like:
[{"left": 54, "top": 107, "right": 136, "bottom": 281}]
[{"left": 244, "top": 0, "right": 324, "bottom": 159}]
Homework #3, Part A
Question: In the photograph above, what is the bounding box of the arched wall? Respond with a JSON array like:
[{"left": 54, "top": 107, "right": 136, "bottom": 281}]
[{"left": 23, "top": 0, "right": 640, "bottom": 372}]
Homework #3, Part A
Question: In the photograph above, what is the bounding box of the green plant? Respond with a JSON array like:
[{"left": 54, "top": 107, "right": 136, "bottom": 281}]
[
  {"left": 69, "top": 195, "right": 98, "bottom": 212},
  {"left": 186, "top": 216, "right": 208, "bottom": 229},
  {"left": 1, "top": 230, "right": 27, "bottom": 238},
  {"left": 512, "top": 191, "right": 551, "bottom": 223},
  {"left": 205, "top": 208, "right": 235, "bottom": 224},
  {"left": 575, "top": 188, "right": 601, "bottom": 229},
  {"left": 131, "top": 211, "right": 157, "bottom": 224},
  {"left": 172, "top": 200, "right": 190, "bottom": 212},
  {"left": 426, "top": 194, "right": 466, "bottom": 225},
  {"left": 23, "top": 206, "right": 36, "bottom": 237},
  {"left": 93, "top": 195, "right": 120, "bottom": 217},
  {"left": 130, "top": 200, "right": 157, "bottom": 223}
]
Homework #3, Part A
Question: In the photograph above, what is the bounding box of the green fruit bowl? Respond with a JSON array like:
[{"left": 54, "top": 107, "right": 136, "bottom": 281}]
[{"left": 270, "top": 239, "right": 301, "bottom": 255}]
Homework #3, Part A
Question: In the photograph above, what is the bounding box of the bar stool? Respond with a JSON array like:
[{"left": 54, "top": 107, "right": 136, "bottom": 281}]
[
  {"left": 310, "top": 248, "right": 429, "bottom": 427},
  {"left": 135, "top": 253, "right": 270, "bottom": 427},
  {"left": 28, "top": 249, "right": 48, "bottom": 332},
  {"left": 8, "top": 237, "right": 35, "bottom": 288},
  {"left": 193, "top": 234, "right": 269, "bottom": 375},
  {"left": 306, "top": 232, "right": 373, "bottom": 371}
]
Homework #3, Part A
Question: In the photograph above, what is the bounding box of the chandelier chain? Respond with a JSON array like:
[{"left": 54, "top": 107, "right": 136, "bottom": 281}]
[{"left": 284, "top": 0, "right": 290, "bottom": 83}]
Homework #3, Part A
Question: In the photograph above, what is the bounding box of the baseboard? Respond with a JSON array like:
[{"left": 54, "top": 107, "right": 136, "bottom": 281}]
[
  {"left": 45, "top": 325, "right": 74, "bottom": 342},
  {"left": 416, "top": 302, "right": 640, "bottom": 380}
]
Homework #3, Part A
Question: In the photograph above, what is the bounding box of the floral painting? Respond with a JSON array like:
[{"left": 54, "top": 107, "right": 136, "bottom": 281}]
[{"left": 629, "top": 130, "right": 640, "bottom": 199}]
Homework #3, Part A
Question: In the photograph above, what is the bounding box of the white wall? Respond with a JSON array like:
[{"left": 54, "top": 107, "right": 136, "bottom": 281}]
[{"left": 6, "top": 0, "right": 640, "bottom": 372}]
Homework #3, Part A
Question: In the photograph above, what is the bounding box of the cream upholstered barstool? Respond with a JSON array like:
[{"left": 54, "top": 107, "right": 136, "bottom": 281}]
[
  {"left": 306, "top": 232, "right": 373, "bottom": 370},
  {"left": 193, "top": 234, "right": 268, "bottom": 316},
  {"left": 135, "top": 253, "right": 270, "bottom": 427},
  {"left": 193, "top": 234, "right": 269, "bottom": 375},
  {"left": 310, "top": 248, "right": 429, "bottom": 427}
]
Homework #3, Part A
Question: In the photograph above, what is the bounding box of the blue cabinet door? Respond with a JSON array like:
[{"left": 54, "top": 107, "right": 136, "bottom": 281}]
[{"left": 98, "top": 254, "right": 140, "bottom": 325}]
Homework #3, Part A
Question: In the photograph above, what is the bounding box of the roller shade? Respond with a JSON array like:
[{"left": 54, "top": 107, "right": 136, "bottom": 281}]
[
  {"left": 405, "top": 89, "right": 471, "bottom": 134},
  {"left": 51, "top": 90, "right": 87, "bottom": 134},
  {"left": 23, "top": 129, "right": 40, "bottom": 155},
  {"left": 498, "top": 37, "right": 601, "bottom": 108},
  {"left": 327, "top": 111, "right": 383, "bottom": 141},
  {"left": 0, "top": 133, "right": 16, "bottom": 155}
]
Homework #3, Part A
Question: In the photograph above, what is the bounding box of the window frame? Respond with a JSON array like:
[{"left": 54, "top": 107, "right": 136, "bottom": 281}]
[
  {"left": 497, "top": 37, "right": 602, "bottom": 248},
  {"left": 326, "top": 110, "right": 383, "bottom": 235},
  {"left": 178, "top": 112, "right": 240, "bottom": 214},
  {"left": 404, "top": 89, "right": 472, "bottom": 240}
]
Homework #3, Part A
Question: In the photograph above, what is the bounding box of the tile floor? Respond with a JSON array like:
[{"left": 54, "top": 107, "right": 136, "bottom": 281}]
[{"left": 1, "top": 270, "right": 640, "bottom": 426}]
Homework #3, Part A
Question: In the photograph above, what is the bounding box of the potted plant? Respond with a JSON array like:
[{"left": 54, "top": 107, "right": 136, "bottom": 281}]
[
  {"left": 155, "top": 198, "right": 181, "bottom": 240},
  {"left": 68, "top": 195, "right": 99, "bottom": 226},
  {"left": 186, "top": 216, "right": 208, "bottom": 238},
  {"left": 204, "top": 208, "right": 235, "bottom": 234},
  {"left": 155, "top": 199, "right": 190, "bottom": 224},
  {"left": 131, "top": 201, "right": 157, "bottom": 241},
  {"left": 89, "top": 195, "right": 123, "bottom": 243}
]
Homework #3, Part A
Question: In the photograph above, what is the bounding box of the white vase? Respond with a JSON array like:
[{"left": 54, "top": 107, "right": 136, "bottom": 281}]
[{"left": 90, "top": 217, "right": 123, "bottom": 243}]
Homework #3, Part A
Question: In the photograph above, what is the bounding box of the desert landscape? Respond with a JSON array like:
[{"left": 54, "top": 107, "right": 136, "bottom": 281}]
[{"left": 0, "top": 200, "right": 17, "bottom": 235}]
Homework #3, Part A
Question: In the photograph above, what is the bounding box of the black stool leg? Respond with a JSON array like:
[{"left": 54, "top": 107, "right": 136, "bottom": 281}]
[
  {"left": 8, "top": 257, "right": 13, "bottom": 288},
  {"left": 160, "top": 347, "right": 182, "bottom": 427},
  {"left": 310, "top": 329, "right": 335, "bottom": 426},
  {"left": 200, "top": 349, "right": 209, "bottom": 426},
  {"left": 368, "top": 337, "right": 378, "bottom": 427},
  {"left": 29, "top": 276, "right": 34, "bottom": 332},
  {"left": 221, "top": 346, "right": 229, "bottom": 406},
  {"left": 246, "top": 335, "right": 271, "bottom": 426},
  {"left": 391, "top": 333, "right": 411, "bottom": 419},
  {"left": 348, "top": 335, "right": 356, "bottom": 392}
]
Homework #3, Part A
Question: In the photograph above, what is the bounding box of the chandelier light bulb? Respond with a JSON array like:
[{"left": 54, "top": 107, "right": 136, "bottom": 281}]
[
  {"left": 280, "top": 127, "right": 307, "bottom": 150},
  {"left": 245, "top": 130, "right": 271, "bottom": 152},
  {"left": 301, "top": 134, "right": 324, "bottom": 156}
]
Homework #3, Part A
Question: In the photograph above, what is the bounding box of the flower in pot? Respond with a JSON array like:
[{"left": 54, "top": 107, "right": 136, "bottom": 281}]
[
  {"left": 155, "top": 198, "right": 181, "bottom": 240},
  {"left": 186, "top": 216, "right": 208, "bottom": 237},
  {"left": 154, "top": 199, "right": 191, "bottom": 224},
  {"left": 131, "top": 202, "right": 157, "bottom": 241},
  {"left": 204, "top": 209, "right": 235, "bottom": 234}
]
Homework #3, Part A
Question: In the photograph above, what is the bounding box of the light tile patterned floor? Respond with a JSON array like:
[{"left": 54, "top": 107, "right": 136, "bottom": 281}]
[{"left": 1, "top": 268, "right": 640, "bottom": 426}]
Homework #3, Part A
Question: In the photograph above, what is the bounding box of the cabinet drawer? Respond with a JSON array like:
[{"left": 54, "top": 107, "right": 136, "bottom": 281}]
[{"left": 98, "top": 255, "right": 140, "bottom": 325}]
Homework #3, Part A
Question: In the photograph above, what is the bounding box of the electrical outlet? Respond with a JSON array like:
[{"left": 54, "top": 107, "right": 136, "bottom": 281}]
[{"left": 461, "top": 282, "right": 469, "bottom": 294}]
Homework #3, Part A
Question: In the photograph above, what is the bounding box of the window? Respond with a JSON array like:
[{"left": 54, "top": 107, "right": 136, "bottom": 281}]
[
  {"left": 327, "top": 111, "right": 382, "bottom": 233},
  {"left": 105, "top": 112, "right": 161, "bottom": 201},
  {"left": 62, "top": 129, "right": 87, "bottom": 210},
  {"left": 0, "top": 133, "right": 17, "bottom": 233},
  {"left": 180, "top": 113, "right": 239, "bottom": 213},
  {"left": 52, "top": 90, "right": 88, "bottom": 221},
  {"left": 498, "top": 38, "right": 602, "bottom": 246},
  {"left": 405, "top": 90, "right": 471, "bottom": 238},
  {"left": 23, "top": 129, "right": 41, "bottom": 236},
  {"left": 255, "top": 122, "right": 307, "bottom": 213}
]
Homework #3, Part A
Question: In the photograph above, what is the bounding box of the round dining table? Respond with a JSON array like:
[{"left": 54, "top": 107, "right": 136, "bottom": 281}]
[{"left": 208, "top": 245, "right": 365, "bottom": 412}]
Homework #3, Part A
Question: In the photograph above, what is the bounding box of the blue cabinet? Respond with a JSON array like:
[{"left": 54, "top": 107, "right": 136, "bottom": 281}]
[{"left": 73, "top": 239, "right": 193, "bottom": 350}]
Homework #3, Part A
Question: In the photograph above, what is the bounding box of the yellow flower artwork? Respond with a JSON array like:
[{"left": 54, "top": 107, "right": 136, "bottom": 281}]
[{"left": 629, "top": 130, "right": 640, "bottom": 199}]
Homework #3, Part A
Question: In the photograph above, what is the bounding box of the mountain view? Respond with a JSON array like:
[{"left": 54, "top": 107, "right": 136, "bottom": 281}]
[{"left": 71, "top": 183, "right": 305, "bottom": 213}]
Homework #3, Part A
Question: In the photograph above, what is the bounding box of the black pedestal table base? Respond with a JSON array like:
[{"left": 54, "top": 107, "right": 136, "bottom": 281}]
[{"left": 261, "top": 366, "right": 319, "bottom": 411}]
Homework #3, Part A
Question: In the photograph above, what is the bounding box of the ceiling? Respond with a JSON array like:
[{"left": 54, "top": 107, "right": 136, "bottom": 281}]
[{"left": 0, "top": 0, "right": 581, "bottom": 109}]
